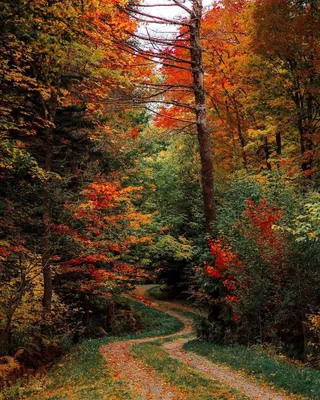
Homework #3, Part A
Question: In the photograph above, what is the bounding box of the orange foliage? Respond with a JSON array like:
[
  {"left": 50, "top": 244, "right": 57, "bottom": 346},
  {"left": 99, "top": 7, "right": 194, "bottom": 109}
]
[{"left": 54, "top": 179, "right": 152, "bottom": 296}]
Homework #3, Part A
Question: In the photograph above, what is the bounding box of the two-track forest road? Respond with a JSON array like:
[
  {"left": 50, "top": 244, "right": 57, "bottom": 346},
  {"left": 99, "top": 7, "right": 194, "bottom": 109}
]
[{"left": 101, "top": 285, "right": 294, "bottom": 400}]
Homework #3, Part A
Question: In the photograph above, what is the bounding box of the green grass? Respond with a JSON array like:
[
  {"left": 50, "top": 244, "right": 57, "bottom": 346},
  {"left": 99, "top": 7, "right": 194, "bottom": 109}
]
[
  {"left": 4, "top": 299, "right": 183, "bottom": 400},
  {"left": 18, "top": 338, "right": 136, "bottom": 400},
  {"left": 132, "top": 340, "right": 249, "bottom": 400},
  {"left": 184, "top": 340, "right": 320, "bottom": 399},
  {"left": 146, "top": 285, "right": 204, "bottom": 314},
  {"left": 129, "top": 298, "right": 184, "bottom": 337},
  {"left": 146, "top": 285, "right": 174, "bottom": 301},
  {"left": 146, "top": 285, "right": 192, "bottom": 306}
]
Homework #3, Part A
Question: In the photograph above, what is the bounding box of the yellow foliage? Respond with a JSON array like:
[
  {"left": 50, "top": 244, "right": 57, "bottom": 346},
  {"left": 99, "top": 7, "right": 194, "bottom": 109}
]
[{"left": 0, "top": 356, "right": 21, "bottom": 384}]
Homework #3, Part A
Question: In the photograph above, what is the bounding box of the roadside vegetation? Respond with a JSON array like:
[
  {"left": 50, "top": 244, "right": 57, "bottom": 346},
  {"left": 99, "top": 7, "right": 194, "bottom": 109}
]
[
  {"left": 0, "top": 299, "right": 182, "bottom": 400},
  {"left": 184, "top": 340, "right": 320, "bottom": 399}
]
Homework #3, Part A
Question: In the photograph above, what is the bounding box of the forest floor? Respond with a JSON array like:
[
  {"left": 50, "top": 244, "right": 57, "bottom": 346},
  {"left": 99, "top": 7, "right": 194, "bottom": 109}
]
[{"left": 11, "top": 285, "right": 315, "bottom": 400}]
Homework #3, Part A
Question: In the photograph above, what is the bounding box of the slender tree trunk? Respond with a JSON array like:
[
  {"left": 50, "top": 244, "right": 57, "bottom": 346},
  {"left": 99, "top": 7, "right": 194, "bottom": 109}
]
[
  {"left": 0, "top": 314, "right": 13, "bottom": 355},
  {"left": 263, "top": 135, "right": 271, "bottom": 170},
  {"left": 275, "top": 131, "right": 282, "bottom": 170},
  {"left": 41, "top": 89, "right": 57, "bottom": 313},
  {"left": 1, "top": 297, "right": 23, "bottom": 354},
  {"left": 106, "top": 301, "right": 116, "bottom": 332},
  {"left": 276, "top": 131, "right": 282, "bottom": 155},
  {"left": 42, "top": 150, "right": 52, "bottom": 313},
  {"left": 0, "top": 257, "right": 27, "bottom": 354},
  {"left": 189, "top": 0, "right": 216, "bottom": 233},
  {"left": 294, "top": 91, "right": 313, "bottom": 174},
  {"left": 235, "top": 108, "right": 248, "bottom": 171}
]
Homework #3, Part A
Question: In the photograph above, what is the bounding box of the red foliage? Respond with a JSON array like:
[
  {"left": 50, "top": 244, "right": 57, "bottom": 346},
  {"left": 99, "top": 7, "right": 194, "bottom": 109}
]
[
  {"left": 205, "top": 238, "right": 241, "bottom": 290},
  {"left": 203, "top": 238, "right": 241, "bottom": 315},
  {"left": 243, "top": 199, "right": 287, "bottom": 268},
  {"left": 201, "top": 200, "right": 288, "bottom": 323},
  {"left": 205, "top": 265, "right": 221, "bottom": 279},
  {"left": 209, "top": 238, "right": 242, "bottom": 273},
  {"left": 132, "top": 294, "right": 156, "bottom": 307},
  {"left": 54, "top": 179, "right": 151, "bottom": 299}
]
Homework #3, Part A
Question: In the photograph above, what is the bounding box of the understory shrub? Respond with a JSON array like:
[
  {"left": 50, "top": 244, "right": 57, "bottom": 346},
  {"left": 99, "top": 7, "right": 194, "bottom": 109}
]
[{"left": 192, "top": 179, "right": 320, "bottom": 364}]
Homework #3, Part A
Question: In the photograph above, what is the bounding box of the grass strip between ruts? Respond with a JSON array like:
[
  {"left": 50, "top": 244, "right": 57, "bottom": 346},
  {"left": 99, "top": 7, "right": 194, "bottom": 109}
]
[{"left": 132, "top": 339, "right": 249, "bottom": 400}]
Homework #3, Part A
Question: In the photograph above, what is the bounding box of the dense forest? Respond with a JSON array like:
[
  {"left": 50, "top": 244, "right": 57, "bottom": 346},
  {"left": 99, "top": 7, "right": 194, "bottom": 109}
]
[{"left": 0, "top": 0, "right": 320, "bottom": 398}]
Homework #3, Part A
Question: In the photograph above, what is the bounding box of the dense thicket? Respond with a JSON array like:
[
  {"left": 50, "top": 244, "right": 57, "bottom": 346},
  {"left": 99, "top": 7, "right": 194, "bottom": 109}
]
[{"left": 0, "top": 0, "right": 152, "bottom": 382}]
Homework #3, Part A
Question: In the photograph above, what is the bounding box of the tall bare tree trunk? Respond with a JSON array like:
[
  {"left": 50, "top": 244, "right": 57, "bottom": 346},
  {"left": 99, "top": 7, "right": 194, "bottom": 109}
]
[
  {"left": 189, "top": 0, "right": 216, "bottom": 233},
  {"left": 120, "top": 0, "right": 216, "bottom": 232}
]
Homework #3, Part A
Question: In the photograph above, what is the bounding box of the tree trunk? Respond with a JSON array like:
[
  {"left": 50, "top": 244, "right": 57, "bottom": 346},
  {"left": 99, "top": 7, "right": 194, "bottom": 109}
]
[
  {"left": 0, "top": 315, "right": 12, "bottom": 355},
  {"left": 41, "top": 90, "right": 57, "bottom": 314},
  {"left": 263, "top": 135, "right": 271, "bottom": 170},
  {"left": 106, "top": 301, "right": 116, "bottom": 332},
  {"left": 276, "top": 131, "right": 281, "bottom": 155},
  {"left": 189, "top": 0, "right": 216, "bottom": 233},
  {"left": 235, "top": 108, "right": 248, "bottom": 171},
  {"left": 42, "top": 175, "right": 52, "bottom": 313},
  {"left": 294, "top": 90, "right": 313, "bottom": 174}
]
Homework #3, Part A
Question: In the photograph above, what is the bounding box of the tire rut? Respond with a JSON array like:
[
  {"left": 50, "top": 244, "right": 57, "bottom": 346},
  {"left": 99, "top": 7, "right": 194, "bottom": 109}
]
[{"left": 101, "top": 285, "right": 295, "bottom": 400}]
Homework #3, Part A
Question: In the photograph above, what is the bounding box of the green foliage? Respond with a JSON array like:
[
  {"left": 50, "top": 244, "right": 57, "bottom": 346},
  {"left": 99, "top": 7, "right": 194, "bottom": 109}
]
[
  {"left": 184, "top": 340, "right": 320, "bottom": 399},
  {"left": 285, "top": 193, "right": 320, "bottom": 242},
  {"left": 122, "top": 131, "right": 205, "bottom": 294},
  {"left": 305, "top": 312, "right": 320, "bottom": 368},
  {"left": 146, "top": 285, "right": 173, "bottom": 301},
  {"left": 151, "top": 235, "right": 194, "bottom": 262},
  {"left": 0, "top": 0, "right": 149, "bottom": 376},
  {"left": 195, "top": 177, "right": 320, "bottom": 361}
]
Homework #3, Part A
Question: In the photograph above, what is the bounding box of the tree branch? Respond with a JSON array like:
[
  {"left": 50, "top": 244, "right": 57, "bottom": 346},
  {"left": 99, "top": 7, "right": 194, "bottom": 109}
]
[
  {"left": 142, "top": 105, "right": 196, "bottom": 124},
  {"left": 124, "top": 6, "right": 191, "bottom": 26}
]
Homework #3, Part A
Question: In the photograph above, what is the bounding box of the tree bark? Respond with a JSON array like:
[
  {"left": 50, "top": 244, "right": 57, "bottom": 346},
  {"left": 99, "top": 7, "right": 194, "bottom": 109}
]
[
  {"left": 235, "top": 108, "right": 248, "bottom": 171},
  {"left": 41, "top": 89, "right": 57, "bottom": 314},
  {"left": 294, "top": 85, "right": 314, "bottom": 174},
  {"left": 122, "top": 0, "right": 216, "bottom": 233},
  {"left": 276, "top": 131, "right": 281, "bottom": 155},
  {"left": 189, "top": 0, "right": 216, "bottom": 233},
  {"left": 263, "top": 135, "right": 271, "bottom": 170}
]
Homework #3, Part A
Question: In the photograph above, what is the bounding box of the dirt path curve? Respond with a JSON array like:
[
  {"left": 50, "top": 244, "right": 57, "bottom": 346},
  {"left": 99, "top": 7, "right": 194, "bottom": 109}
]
[{"left": 101, "top": 285, "right": 294, "bottom": 400}]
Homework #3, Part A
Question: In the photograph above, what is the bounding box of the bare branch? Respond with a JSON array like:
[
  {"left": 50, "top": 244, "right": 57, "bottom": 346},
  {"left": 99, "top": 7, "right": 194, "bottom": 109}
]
[
  {"left": 128, "top": 30, "right": 192, "bottom": 50},
  {"left": 138, "top": 82, "right": 193, "bottom": 90},
  {"left": 164, "top": 123, "right": 197, "bottom": 136},
  {"left": 101, "top": 95, "right": 196, "bottom": 111},
  {"left": 133, "top": 3, "right": 186, "bottom": 7},
  {"left": 125, "top": 6, "right": 191, "bottom": 26},
  {"left": 142, "top": 105, "right": 196, "bottom": 124},
  {"left": 139, "top": 100, "right": 195, "bottom": 110},
  {"left": 115, "top": 40, "right": 192, "bottom": 71},
  {"left": 172, "top": 0, "right": 193, "bottom": 15}
]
